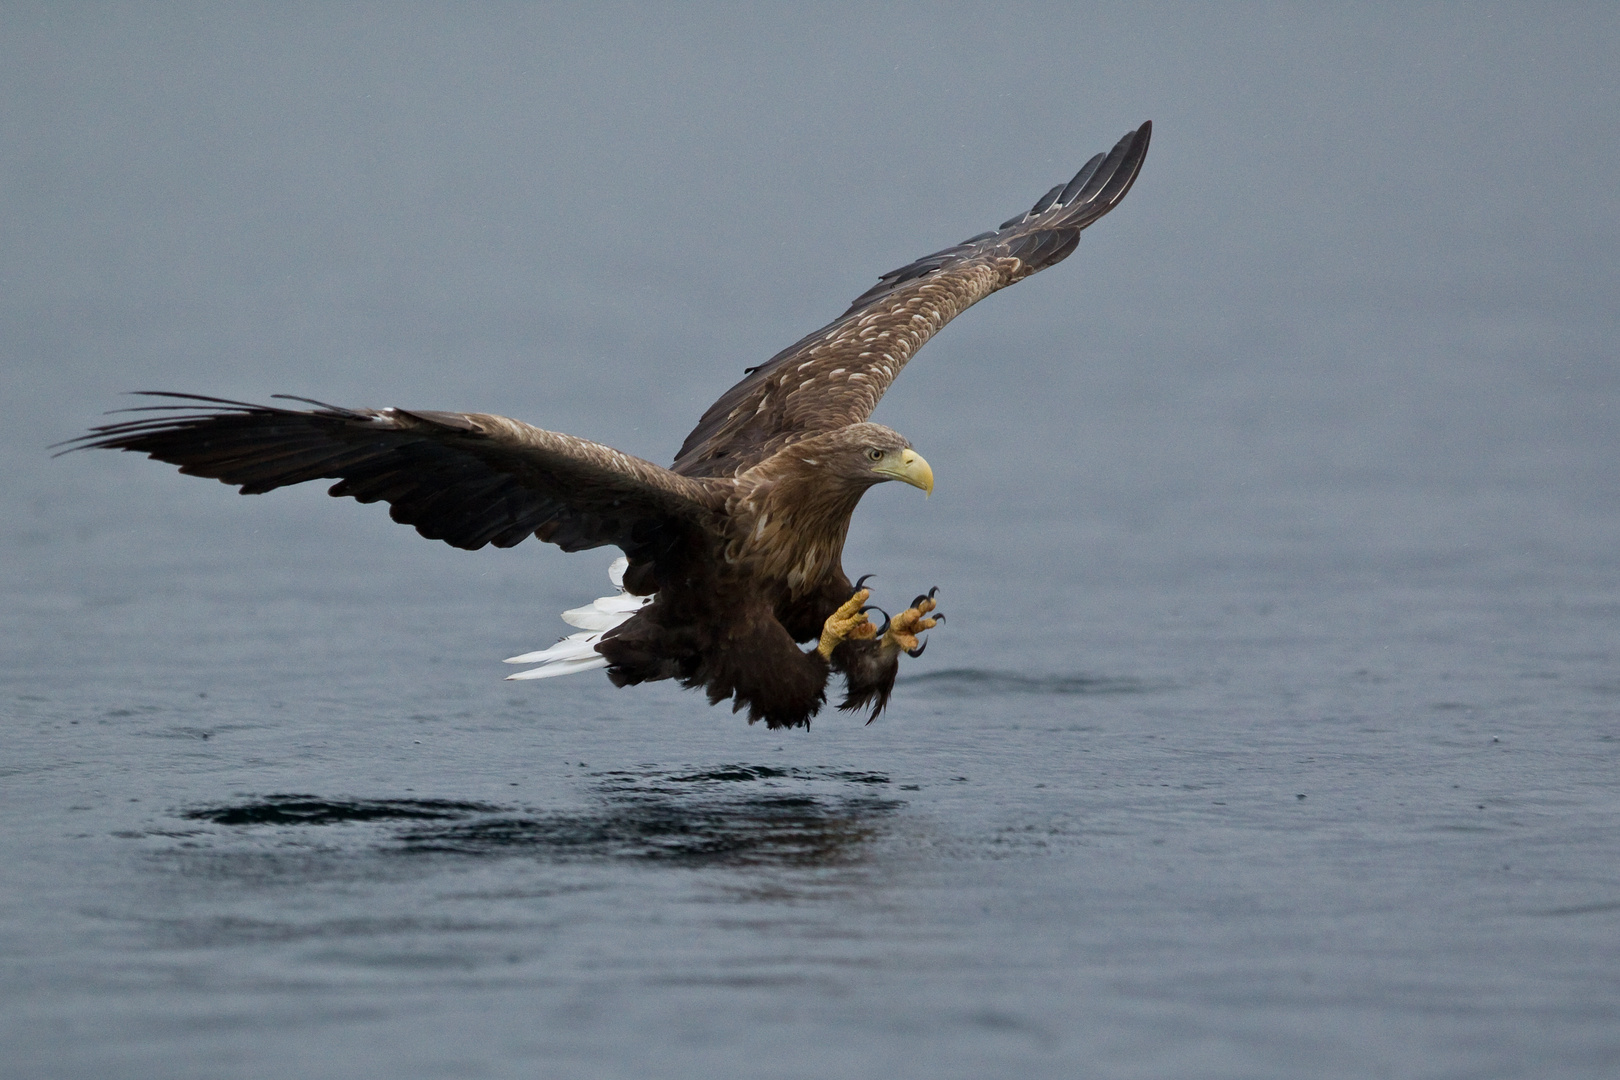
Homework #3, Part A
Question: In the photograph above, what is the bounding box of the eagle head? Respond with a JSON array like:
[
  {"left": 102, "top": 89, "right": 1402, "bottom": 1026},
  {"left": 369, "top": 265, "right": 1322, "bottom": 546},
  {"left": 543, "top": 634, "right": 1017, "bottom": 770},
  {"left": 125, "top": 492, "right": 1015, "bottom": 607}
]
[{"left": 800, "top": 423, "right": 933, "bottom": 496}]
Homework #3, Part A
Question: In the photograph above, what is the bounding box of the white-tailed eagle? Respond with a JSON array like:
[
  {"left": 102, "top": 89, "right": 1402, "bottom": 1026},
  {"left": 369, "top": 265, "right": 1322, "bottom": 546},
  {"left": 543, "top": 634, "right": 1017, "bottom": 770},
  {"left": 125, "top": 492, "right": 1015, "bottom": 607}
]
[{"left": 63, "top": 121, "right": 1151, "bottom": 728}]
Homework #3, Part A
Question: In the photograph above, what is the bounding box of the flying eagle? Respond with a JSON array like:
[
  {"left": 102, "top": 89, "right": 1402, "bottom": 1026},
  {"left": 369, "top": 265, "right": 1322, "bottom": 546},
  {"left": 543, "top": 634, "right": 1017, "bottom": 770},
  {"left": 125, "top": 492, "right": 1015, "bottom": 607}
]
[{"left": 63, "top": 122, "right": 1151, "bottom": 729}]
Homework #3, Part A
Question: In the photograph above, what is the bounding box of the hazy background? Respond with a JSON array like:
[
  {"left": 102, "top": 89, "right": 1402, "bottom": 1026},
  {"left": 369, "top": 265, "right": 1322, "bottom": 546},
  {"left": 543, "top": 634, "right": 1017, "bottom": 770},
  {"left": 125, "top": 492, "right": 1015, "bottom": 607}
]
[
  {"left": 3, "top": 5, "right": 1617, "bottom": 1078},
  {"left": 8, "top": 3, "right": 1614, "bottom": 570}
]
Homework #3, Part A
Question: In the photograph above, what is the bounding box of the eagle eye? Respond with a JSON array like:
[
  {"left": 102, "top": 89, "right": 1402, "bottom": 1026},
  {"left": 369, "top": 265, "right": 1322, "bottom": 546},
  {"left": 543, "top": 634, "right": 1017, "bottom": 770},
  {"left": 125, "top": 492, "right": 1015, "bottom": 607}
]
[{"left": 866, "top": 447, "right": 884, "bottom": 462}]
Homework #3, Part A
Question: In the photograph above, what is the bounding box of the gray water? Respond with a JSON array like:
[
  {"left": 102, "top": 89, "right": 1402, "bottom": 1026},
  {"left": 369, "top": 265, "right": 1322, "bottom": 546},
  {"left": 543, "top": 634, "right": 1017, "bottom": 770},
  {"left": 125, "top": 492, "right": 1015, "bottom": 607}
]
[{"left": 4, "top": 6, "right": 1618, "bottom": 1078}]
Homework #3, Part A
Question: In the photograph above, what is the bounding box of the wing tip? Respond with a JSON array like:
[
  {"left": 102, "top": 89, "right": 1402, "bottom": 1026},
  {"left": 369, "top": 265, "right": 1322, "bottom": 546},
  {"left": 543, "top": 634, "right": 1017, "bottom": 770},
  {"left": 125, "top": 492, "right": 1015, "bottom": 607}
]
[{"left": 1003, "top": 119, "right": 1154, "bottom": 232}]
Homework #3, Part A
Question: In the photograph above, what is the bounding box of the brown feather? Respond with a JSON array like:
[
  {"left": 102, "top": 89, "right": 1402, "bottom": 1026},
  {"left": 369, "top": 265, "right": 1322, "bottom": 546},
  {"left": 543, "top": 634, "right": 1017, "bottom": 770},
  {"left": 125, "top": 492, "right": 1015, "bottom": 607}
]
[{"left": 61, "top": 395, "right": 728, "bottom": 570}]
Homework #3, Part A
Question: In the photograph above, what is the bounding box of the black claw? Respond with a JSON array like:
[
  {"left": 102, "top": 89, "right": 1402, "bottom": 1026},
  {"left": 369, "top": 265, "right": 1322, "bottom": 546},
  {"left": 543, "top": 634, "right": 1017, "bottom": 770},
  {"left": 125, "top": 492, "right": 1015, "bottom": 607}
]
[
  {"left": 859, "top": 605, "right": 890, "bottom": 636},
  {"left": 911, "top": 594, "right": 929, "bottom": 610},
  {"left": 906, "top": 638, "right": 928, "bottom": 659},
  {"left": 928, "top": 586, "right": 939, "bottom": 599},
  {"left": 932, "top": 613, "right": 946, "bottom": 625},
  {"left": 855, "top": 573, "right": 876, "bottom": 591}
]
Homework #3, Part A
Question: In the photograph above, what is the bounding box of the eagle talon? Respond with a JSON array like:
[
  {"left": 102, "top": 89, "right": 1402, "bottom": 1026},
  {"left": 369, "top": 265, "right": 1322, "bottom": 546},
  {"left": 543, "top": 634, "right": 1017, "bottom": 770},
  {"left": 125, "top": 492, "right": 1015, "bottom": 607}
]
[
  {"left": 818, "top": 587, "right": 873, "bottom": 659},
  {"left": 882, "top": 590, "right": 940, "bottom": 657},
  {"left": 849, "top": 604, "right": 883, "bottom": 641}
]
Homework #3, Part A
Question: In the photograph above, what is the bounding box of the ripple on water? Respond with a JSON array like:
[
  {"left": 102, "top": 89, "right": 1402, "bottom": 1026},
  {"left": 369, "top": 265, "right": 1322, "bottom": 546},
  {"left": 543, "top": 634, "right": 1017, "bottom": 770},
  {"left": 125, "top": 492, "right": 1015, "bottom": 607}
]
[
  {"left": 172, "top": 766, "right": 903, "bottom": 870},
  {"left": 184, "top": 797, "right": 501, "bottom": 826}
]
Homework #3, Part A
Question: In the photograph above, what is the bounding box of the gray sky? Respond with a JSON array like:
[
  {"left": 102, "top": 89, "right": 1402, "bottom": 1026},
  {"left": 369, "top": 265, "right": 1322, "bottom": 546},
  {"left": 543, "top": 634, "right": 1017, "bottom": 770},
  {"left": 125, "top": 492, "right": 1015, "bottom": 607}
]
[{"left": 5, "top": 3, "right": 1616, "bottom": 580}]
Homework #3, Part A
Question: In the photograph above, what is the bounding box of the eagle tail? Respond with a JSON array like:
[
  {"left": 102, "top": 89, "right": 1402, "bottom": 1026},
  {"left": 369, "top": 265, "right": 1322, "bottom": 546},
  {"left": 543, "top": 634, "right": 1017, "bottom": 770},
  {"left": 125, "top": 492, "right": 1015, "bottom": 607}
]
[{"left": 503, "top": 557, "right": 651, "bottom": 680}]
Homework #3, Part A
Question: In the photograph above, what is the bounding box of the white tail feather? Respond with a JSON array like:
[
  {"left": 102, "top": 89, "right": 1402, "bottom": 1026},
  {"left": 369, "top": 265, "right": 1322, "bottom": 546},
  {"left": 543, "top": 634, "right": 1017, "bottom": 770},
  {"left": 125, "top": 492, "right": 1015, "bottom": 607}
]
[
  {"left": 503, "top": 631, "right": 605, "bottom": 667},
  {"left": 560, "top": 591, "right": 648, "bottom": 630},
  {"left": 505, "top": 653, "right": 610, "bottom": 680},
  {"left": 503, "top": 557, "right": 650, "bottom": 681}
]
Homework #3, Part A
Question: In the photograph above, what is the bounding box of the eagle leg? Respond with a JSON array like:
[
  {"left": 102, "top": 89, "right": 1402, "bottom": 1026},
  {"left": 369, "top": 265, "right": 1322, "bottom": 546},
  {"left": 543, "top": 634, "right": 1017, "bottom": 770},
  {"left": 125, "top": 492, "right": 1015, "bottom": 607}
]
[
  {"left": 825, "top": 587, "right": 942, "bottom": 724},
  {"left": 816, "top": 587, "right": 877, "bottom": 659}
]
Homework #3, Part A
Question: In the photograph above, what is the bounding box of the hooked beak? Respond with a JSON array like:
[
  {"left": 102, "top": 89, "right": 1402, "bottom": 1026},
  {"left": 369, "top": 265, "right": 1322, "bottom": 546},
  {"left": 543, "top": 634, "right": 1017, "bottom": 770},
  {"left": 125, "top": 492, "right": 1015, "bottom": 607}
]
[{"left": 873, "top": 447, "right": 934, "bottom": 496}]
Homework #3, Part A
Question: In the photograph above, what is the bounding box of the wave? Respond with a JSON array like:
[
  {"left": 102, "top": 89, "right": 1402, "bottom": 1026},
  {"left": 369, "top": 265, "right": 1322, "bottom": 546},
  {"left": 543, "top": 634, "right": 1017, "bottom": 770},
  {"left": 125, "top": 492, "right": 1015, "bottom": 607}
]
[{"left": 898, "top": 667, "right": 1151, "bottom": 696}]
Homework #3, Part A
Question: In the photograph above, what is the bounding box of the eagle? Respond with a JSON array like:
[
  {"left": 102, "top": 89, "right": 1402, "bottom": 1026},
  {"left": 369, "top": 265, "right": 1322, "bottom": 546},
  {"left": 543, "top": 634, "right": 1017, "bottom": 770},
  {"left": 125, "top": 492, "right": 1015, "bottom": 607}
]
[{"left": 62, "top": 122, "right": 1151, "bottom": 729}]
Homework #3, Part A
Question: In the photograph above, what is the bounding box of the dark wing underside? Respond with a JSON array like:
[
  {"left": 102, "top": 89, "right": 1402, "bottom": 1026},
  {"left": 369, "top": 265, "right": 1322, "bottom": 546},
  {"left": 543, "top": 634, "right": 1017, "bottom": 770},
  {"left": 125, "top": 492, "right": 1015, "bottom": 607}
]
[
  {"left": 61, "top": 393, "right": 727, "bottom": 561},
  {"left": 672, "top": 121, "right": 1150, "bottom": 478}
]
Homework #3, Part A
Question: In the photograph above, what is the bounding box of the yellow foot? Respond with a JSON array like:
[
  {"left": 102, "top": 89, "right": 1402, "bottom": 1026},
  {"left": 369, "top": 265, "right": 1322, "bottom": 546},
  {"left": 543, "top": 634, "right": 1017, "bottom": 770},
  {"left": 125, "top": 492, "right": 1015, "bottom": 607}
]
[
  {"left": 817, "top": 588, "right": 876, "bottom": 659},
  {"left": 883, "top": 588, "right": 941, "bottom": 658}
]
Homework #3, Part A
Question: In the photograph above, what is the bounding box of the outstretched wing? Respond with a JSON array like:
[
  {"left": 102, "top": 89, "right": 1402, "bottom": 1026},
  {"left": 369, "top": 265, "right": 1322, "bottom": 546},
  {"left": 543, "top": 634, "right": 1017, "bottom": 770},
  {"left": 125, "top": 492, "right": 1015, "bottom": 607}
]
[
  {"left": 61, "top": 393, "right": 728, "bottom": 562},
  {"left": 673, "top": 121, "right": 1151, "bottom": 478}
]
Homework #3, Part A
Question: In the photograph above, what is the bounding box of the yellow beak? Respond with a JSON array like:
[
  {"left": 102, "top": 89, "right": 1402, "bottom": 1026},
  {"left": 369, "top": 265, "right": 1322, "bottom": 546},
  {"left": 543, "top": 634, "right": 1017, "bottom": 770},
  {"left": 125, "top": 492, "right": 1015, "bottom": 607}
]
[{"left": 874, "top": 447, "right": 934, "bottom": 496}]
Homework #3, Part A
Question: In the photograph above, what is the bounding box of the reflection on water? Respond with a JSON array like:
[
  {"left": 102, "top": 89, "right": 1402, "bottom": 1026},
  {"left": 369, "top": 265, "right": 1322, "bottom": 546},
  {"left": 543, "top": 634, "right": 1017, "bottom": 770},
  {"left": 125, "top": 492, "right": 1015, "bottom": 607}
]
[{"left": 171, "top": 765, "right": 903, "bottom": 872}]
